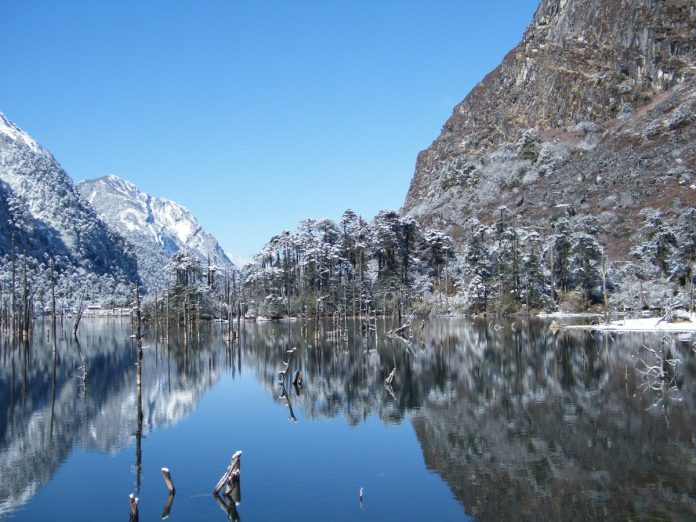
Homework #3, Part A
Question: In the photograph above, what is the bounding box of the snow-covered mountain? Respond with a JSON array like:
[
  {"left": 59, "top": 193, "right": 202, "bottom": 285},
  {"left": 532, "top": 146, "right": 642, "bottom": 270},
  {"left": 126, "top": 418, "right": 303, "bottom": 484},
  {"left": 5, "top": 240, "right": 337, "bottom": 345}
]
[
  {"left": 0, "top": 112, "right": 140, "bottom": 299},
  {"left": 77, "top": 175, "right": 235, "bottom": 291}
]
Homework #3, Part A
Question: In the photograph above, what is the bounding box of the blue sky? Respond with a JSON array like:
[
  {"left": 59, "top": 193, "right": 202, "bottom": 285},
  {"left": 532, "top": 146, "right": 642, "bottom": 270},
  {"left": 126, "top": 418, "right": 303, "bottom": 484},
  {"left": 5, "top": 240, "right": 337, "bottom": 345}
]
[{"left": 0, "top": 0, "right": 539, "bottom": 263}]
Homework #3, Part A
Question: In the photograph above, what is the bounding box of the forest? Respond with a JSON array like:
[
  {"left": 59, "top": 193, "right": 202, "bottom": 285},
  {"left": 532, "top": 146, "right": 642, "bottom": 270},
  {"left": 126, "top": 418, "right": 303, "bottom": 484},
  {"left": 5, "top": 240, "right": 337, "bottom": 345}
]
[
  {"left": 0, "top": 205, "right": 694, "bottom": 332},
  {"left": 144, "top": 205, "right": 696, "bottom": 325}
]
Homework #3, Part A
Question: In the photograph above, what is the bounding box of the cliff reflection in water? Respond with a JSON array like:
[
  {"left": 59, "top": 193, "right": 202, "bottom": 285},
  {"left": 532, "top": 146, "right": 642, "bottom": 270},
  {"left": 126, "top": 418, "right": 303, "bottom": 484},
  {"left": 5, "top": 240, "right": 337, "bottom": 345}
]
[
  {"left": 239, "top": 318, "right": 696, "bottom": 520},
  {"left": 410, "top": 321, "right": 696, "bottom": 521},
  {"left": 1, "top": 318, "right": 695, "bottom": 520}
]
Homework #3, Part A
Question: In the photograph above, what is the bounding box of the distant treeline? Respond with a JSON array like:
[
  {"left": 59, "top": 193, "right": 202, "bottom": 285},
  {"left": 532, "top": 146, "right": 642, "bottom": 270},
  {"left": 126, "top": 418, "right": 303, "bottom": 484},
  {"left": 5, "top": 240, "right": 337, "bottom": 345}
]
[
  {"left": 149, "top": 206, "right": 696, "bottom": 322},
  {"left": 2, "top": 207, "right": 694, "bottom": 332}
]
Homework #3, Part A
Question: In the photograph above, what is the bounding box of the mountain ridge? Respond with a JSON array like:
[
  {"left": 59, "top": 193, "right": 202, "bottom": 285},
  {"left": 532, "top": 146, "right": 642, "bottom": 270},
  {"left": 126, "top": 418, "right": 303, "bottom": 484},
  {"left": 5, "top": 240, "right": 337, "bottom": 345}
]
[
  {"left": 77, "top": 174, "right": 235, "bottom": 291},
  {"left": 0, "top": 111, "right": 140, "bottom": 302}
]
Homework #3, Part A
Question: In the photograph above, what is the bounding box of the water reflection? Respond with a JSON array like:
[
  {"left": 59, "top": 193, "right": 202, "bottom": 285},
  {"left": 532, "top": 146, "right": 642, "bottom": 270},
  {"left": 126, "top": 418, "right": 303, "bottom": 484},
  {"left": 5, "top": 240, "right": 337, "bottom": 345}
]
[
  {"left": 0, "top": 318, "right": 695, "bottom": 520},
  {"left": 0, "top": 319, "right": 229, "bottom": 519},
  {"left": 410, "top": 323, "right": 696, "bottom": 521},
  {"left": 237, "top": 319, "right": 696, "bottom": 519}
]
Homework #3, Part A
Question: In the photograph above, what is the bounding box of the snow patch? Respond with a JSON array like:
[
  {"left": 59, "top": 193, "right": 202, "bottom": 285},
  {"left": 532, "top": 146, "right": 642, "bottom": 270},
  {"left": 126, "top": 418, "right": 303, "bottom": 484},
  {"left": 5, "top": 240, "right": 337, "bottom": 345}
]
[{"left": 565, "top": 314, "right": 696, "bottom": 332}]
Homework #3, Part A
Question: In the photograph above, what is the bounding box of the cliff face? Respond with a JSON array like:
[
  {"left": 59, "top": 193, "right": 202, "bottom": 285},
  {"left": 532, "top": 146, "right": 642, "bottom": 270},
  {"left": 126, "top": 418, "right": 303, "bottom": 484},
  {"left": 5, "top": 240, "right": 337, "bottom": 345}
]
[{"left": 403, "top": 0, "right": 696, "bottom": 257}]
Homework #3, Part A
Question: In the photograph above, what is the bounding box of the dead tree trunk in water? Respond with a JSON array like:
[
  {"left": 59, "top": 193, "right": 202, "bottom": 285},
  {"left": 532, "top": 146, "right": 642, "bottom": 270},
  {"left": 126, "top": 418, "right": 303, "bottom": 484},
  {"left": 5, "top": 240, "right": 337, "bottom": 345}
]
[
  {"left": 50, "top": 260, "right": 57, "bottom": 345},
  {"left": 21, "top": 252, "right": 28, "bottom": 340},
  {"left": 161, "top": 467, "right": 176, "bottom": 494},
  {"left": 11, "top": 234, "right": 16, "bottom": 336},
  {"left": 134, "top": 284, "right": 144, "bottom": 497},
  {"left": 72, "top": 292, "right": 86, "bottom": 339},
  {"left": 278, "top": 347, "right": 296, "bottom": 385},
  {"left": 129, "top": 494, "right": 139, "bottom": 522},
  {"left": 214, "top": 450, "right": 242, "bottom": 498}
]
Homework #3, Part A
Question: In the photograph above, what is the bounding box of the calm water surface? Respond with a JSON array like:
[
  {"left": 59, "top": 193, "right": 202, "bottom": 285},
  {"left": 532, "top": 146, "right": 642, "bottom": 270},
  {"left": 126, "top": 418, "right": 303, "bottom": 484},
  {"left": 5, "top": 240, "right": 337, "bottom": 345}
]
[{"left": 1, "top": 318, "right": 695, "bottom": 521}]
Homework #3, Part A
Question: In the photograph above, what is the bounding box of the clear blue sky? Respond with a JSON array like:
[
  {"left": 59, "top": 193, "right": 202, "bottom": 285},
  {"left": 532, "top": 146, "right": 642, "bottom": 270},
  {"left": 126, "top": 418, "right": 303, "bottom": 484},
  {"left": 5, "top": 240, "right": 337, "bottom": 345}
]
[{"left": 0, "top": 0, "right": 539, "bottom": 264}]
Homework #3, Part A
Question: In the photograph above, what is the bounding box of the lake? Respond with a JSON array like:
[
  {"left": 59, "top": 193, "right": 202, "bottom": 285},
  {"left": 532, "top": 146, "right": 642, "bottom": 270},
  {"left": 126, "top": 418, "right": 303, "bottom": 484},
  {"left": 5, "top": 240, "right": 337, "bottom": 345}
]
[{"left": 1, "top": 317, "right": 695, "bottom": 521}]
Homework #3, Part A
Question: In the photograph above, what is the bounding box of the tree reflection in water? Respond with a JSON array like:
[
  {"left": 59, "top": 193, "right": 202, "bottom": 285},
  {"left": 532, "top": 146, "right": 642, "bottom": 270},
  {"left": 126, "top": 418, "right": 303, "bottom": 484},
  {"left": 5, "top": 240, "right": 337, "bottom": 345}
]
[
  {"left": 243, "top": 319, "right": 696, "bottom": 520},
  {"left": 1, "top": 318, "right": 695, "bottom": 520}
]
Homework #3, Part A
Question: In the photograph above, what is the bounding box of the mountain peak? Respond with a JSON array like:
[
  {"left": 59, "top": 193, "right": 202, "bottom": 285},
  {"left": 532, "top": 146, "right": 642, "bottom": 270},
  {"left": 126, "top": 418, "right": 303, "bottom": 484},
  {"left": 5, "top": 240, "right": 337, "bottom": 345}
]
[
  {"left": 0, "top": 112, "right": 44, "bottom": 155},
  {"left": 0, "top": 112, "right": 140, "bottom": 296},
  {"left": 92, "top": 174, "right": 143, "bottom": 201},
  {"left": 77, "top": 176, "right": 234, "bottom": 291}
]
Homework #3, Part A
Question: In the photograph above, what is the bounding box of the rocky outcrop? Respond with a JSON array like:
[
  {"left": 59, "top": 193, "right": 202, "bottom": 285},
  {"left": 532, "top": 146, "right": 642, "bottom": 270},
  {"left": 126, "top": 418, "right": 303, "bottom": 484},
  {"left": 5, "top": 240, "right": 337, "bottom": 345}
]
[{"left": 403, "top": 0, "right": 696, "bottom": 257}]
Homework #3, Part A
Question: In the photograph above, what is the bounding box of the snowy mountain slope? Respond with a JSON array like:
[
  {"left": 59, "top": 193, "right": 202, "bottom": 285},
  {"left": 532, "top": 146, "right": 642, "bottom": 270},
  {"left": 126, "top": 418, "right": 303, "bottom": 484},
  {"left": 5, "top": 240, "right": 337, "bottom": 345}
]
[
  {"left": 77, "top": 175, "right": 235, "bottom": 291},
  {"left": 0, "top": 112, "right": 139, "bottom": 293}
]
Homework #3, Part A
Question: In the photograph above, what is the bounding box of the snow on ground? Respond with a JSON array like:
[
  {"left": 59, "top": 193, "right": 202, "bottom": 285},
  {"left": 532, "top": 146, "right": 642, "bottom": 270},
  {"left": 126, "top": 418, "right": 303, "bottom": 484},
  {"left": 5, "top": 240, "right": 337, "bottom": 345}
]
[
  {"left": 563, "top": 314, "right": 696, "bottom": 332},
  {"left": 538, "top": 312, "right": 603, "bottom": 319}
]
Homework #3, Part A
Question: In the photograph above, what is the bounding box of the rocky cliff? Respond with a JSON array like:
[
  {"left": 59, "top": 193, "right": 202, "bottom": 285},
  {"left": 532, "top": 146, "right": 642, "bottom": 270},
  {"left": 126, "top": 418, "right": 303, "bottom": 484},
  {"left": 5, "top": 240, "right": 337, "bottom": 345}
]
[{"left": 403, "top": 0, "right": 696, "bottom": 258}]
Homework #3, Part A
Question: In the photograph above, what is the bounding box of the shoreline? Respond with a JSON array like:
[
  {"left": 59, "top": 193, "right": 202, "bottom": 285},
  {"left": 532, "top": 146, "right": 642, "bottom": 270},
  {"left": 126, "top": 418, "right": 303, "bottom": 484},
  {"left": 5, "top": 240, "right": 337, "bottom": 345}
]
[{"left": 552, "top": 313, "right": 696, "bottom": 334}]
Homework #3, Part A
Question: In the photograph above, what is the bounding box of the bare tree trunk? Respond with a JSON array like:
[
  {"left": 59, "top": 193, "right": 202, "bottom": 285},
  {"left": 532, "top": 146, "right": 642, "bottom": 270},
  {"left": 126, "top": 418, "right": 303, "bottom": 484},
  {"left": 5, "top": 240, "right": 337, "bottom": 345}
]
[
  {"left": 601, "top": 255, "right": 609, "bottom": 323},
  {"left": 183, "top": 291, "right": 188, "bottom": 344},
  {"left": 134, "top": 287, "right": 143, "bottom": 496},
  {"left": 549, "top": 243, "right": 556, "bottom": 308},
  {"left": 196, "top": 298, "right": 201, "bottom": 341},
  {"left": 165, "top": 281, "right": 170, "bottom": 339},
  {"left": 135, "top": 285, "right": 142, "bottom": 356},
  {"left": 51, "top": 260, "right": 57, "bottom": 345},
  {"left": 227, "top": 277, "right": 234, "bottom": 343},
  {"left": 22, "top": 252, "right": 28, "bottom": 340},
  {"left": 525, "top": 274, "right": 529, "bottom": 311},
  {"left": 0, "top": 282, "right": 4, "bottom": 332},
  {"left": 690, "top": 261, "right": 694, "bottom": 313},
  {"left": 445, "top": 250, "right": 449, "bottom": 312},
  {"left": 11, "top": 234, "right": 16, "bottom": 336},
  {"left": 72, "top": 292, "right": 86, "bottom": 339},
  {"left": 239, "top": 275, "right": 244, "bottom": 327},
  {"left": 639, "top": 279, "right": 645, "bottom": 310}
]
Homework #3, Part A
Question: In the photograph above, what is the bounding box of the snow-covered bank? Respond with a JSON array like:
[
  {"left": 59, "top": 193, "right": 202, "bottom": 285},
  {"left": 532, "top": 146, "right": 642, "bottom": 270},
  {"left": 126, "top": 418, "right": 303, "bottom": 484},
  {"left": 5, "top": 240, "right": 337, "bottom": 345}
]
[
  {"left": 538, "top": 312, "right": 603, "bottom": 319},
  {"left": 557, "top": 313, "right": 696, "bottom": 333}
]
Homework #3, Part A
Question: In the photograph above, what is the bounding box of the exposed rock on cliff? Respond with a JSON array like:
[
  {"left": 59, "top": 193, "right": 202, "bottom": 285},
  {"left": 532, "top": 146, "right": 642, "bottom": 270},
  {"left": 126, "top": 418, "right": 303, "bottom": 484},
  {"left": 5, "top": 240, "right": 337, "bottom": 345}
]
[{"left": 404, "top": 0, "right": 696, "bottom": 258}]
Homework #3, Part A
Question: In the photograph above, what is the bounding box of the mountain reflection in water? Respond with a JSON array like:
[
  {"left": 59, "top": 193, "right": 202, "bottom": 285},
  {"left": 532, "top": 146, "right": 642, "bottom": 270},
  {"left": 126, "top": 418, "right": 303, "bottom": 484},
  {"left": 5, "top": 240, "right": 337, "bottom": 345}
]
[
  {"left": 410, "top": 321, "right": 696, "bottom": 521},
  {"left": 0, "top": 317, "right": 695, "bottom": 520}
]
